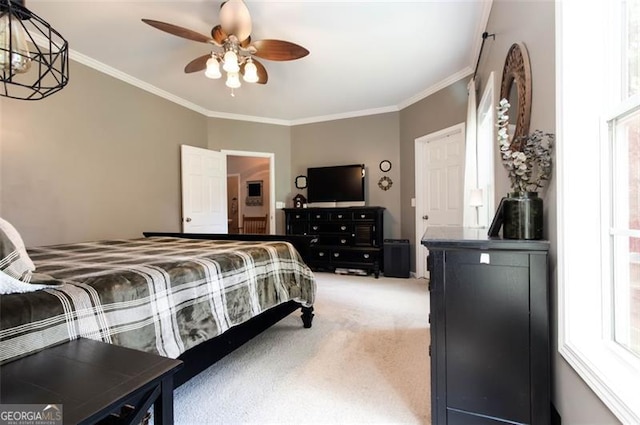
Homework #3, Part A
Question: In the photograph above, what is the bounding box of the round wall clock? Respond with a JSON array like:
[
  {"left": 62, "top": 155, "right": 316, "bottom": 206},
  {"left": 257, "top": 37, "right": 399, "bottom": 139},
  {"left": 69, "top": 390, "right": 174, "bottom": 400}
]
[
  {"left": 379, "top": 160, "right": 392, "bottom": 172},
  {"left": 378, "top": 176, "right": 393, "bottom": 191}
]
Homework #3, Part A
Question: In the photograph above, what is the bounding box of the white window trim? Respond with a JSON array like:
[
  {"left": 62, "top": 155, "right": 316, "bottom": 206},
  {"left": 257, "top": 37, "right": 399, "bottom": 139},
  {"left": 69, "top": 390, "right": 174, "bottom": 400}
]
[{"left": 557, "top": 1, "right": 640, "bottom": 423}]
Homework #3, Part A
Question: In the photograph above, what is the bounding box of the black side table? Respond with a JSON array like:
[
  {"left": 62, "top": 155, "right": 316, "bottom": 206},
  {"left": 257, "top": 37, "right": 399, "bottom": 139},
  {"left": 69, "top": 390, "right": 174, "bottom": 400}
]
[{"left": 0, "top": 338, "right": 183, "bottom": 425}]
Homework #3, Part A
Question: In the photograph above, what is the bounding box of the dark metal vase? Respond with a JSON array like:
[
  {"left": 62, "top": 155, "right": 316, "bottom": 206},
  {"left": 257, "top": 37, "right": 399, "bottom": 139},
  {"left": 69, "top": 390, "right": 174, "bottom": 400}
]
[{"left": 503, "top": 191, "right": 543, "bottom": 240}]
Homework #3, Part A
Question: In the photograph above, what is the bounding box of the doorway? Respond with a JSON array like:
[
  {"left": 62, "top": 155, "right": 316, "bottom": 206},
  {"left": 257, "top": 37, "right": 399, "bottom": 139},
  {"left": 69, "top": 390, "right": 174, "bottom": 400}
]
[
  {"left": 414, "top": 123, "right": 466, "bottom": 278},
  {"left": 222, "top": 150, "right": 275, "bottom": 235}
]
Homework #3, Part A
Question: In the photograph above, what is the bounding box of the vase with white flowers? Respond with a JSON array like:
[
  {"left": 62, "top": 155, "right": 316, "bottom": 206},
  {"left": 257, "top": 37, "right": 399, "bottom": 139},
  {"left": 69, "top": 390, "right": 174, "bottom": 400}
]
[{"left": 496, "top": 98, "right": 554, "bottom": 239}]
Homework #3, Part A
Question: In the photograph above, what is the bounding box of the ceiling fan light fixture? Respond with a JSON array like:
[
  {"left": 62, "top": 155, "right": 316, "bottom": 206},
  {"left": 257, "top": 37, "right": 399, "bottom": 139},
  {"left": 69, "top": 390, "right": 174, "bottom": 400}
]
[
  {"left": 204, "top": 56, "right": 221, "bottom": 79},
  {"left": 222, "top": 49, "right": 239, "bottom": 73},
  {"left": 243, "top": 58, "right": 258, "bottom": 83},
  {"left": 225, "top": 71, "right": 241, "bottom": 89}
]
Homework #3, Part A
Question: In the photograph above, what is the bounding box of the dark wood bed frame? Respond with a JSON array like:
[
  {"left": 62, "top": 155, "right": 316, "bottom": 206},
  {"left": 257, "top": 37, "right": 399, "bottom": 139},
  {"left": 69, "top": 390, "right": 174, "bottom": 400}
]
[{"left": 142, "top": 232, "right": 316, "bottom": 387}]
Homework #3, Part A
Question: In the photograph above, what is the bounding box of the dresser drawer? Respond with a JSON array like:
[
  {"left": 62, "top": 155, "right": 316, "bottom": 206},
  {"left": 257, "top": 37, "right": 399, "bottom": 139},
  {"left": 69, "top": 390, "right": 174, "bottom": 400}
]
[
  {"left": 330, "top": 249, "right": 379, "bottom": 263},
  {"left": 331, "top": 212, "right": 352, "bottom": 221},
  {"left": 353, "top": 211, "right": 376, "bottom": 221},
  {"left": 317, "top": 235, "right": 354, "bottom": 246},
  {"left": 309, "top": 248, "right": 330, "bottom": 260},
  {"left": 289, "top": 212, "right": 309, "bottom": 221},
  {"left": 310, "top": 211, "right": 330, "bottom": 221},
  {"left": 289, "top": 222, "right": 309, "bottom": 235},
  {"left": 309, "top": 223, "right": 353, "bottom": 233}
]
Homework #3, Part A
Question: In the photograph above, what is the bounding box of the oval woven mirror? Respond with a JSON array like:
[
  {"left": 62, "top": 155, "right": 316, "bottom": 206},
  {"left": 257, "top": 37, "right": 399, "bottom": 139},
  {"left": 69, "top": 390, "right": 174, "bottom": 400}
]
[{"left": 500, "top": 42, "right": 532, "bottom": 150}]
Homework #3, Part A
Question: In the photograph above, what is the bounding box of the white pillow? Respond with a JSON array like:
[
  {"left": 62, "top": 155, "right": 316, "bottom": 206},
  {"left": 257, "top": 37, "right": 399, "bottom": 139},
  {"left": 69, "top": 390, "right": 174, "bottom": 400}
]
[
  {"left": 0, "top": 270, "right": 56, "bottom": 294},
  {"left": 0, "top": 217, "right": 36, "bottom": 282}
]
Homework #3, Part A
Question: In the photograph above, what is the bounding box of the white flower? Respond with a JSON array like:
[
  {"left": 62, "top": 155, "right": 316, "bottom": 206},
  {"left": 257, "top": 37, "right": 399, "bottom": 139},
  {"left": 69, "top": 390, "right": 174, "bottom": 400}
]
[{"left": 496, "top": 98, "right": 554, "bottom": 192}]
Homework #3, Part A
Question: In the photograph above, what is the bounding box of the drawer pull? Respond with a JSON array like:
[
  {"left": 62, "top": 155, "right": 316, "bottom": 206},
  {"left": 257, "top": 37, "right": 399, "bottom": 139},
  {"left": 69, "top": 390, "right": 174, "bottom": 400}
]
[
  {"left": 363, "top": 254, "right": 370, "bottom": 259},
  {"left": 340, "top": 239, "right": 347, "bottom": 244},
  {"left": 340, "top": 226, "right": 347, "bottom": 231},
  {"left": 295, "top": 215, "right": 301, "bottom": 219},
  {"left": 313, "top": 226, "right": 318, "bottom": 230},
  {"left": 318, "top": 252, "right": 325, "bottom": 257},
  {"left": 338, "top": 214, "right": 343, "bottom": 218},
  {"left": 360, "top": 214, "right": 366, "bottom": 218},
  {"left": 334, "top": 253, "right": 340, "bottom": 258},
  {"left": 315, "top": 214, "right": 321, "bottom": 219}
]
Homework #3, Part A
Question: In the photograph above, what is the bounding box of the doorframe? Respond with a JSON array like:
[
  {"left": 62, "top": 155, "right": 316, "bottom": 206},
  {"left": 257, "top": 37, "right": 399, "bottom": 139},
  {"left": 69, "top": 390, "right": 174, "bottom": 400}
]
[
  {"left": 414, "top": 123, "right": 466, "bottom": 278},
  {"left": 227, "top": 173, "right": 241, "bottom": 233},
  {"left": 221, "top": 149, "right": 276, "bottom": 235}
]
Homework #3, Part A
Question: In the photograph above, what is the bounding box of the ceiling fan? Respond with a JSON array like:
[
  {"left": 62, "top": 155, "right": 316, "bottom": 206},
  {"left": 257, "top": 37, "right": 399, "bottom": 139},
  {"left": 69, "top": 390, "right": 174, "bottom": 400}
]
[{"left": 142, "top": 0, "right": 309, "bottom": 91}]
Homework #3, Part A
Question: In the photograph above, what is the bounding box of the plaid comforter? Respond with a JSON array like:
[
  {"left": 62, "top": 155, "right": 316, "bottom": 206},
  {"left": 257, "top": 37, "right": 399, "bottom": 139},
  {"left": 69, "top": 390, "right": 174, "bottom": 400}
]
[{"left": 0, "top": 237, "right": 316, "bottom": 364}]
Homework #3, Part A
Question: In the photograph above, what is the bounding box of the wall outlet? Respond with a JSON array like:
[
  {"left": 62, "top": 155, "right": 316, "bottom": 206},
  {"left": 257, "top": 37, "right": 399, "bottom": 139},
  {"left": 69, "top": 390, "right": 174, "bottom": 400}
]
[{"left": 276, "top": 201, "right": 286, "bottom": 209}]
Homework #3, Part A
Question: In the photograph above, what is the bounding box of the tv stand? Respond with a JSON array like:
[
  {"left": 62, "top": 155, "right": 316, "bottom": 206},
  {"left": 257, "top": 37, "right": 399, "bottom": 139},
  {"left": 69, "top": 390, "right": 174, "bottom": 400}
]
[{"left": 284, "top": 206, "right": 385, "bottom": 278}]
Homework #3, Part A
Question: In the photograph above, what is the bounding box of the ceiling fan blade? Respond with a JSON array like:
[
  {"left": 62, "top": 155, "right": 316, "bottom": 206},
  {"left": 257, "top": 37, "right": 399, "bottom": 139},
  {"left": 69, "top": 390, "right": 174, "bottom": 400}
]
[
  {"left": 142, "top": 19, "right": 213, "bottom": 44},
  {"left": 184, "top": 54, "right": 211, "bottom": 73},
  {"left": 241, "top": 58, "right": 268, "bottom": 84},
  {"left": 211, "top": 25, "right": 228, "bottom": 44},
  {"left": 219, "top": 0, "right": 252, "bottom": 42},
  {"left": 252, "top": 40, "right": 309, "bottom": 61},
  {"left": 241, "top": 36, "right": 252, "bottom": 49}
]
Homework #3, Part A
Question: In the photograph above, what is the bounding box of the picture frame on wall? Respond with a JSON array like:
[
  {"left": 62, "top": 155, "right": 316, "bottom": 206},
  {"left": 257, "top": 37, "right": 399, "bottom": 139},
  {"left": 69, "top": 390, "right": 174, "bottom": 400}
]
[{"left": 246, "top": 180, "right": 263, "bottom": 206}]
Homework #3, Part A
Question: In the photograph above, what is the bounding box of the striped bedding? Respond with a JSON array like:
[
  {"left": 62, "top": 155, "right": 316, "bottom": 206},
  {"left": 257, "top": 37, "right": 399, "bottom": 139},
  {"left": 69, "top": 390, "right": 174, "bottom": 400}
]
[{"left": 0, "top": 237, "right": 316, "bottom": 364}]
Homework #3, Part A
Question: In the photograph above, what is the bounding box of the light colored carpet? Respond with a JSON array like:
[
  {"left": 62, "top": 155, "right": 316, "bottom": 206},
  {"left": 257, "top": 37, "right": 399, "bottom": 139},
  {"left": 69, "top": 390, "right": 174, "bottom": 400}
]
[{"left": 165, "top": 272, "right": 431, "bottom": 425}]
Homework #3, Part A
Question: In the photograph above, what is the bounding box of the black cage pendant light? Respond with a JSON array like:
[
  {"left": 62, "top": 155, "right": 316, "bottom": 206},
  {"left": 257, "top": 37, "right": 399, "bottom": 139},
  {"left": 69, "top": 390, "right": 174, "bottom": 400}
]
[{"left": 0, "top": 0, "right": 68, "bottom": 100}]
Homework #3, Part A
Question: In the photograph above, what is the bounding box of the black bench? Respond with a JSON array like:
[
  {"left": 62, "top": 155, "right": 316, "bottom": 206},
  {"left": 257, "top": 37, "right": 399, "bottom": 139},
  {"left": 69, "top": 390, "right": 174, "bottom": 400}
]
[{"left": 0, "top": 338, "right": 182, "bottom": 425}]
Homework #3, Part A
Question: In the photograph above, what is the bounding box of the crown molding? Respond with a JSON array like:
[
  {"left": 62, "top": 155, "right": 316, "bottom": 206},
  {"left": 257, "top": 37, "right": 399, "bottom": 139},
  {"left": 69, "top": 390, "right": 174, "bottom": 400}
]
[
  {"left": 69, "top": 42, "right": 478, "bottom": 127},
  {"left": 205, "top": 110, "right": 290, "bottom": 126},
  {"left": 69, "top": 49, "right": 210, "bottom": 116},
  {"left": 396, "top": 66, "right": 474, "bottom": 111},
  {"left": 289, "top": 105, "right": 399, "bottom": 126}
]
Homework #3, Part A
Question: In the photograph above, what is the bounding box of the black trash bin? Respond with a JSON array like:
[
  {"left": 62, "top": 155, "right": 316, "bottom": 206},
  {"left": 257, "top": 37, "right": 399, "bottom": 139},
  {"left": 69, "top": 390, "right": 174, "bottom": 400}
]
[{"left": 383, "top": 239, "right": 410, "bottom": 278}]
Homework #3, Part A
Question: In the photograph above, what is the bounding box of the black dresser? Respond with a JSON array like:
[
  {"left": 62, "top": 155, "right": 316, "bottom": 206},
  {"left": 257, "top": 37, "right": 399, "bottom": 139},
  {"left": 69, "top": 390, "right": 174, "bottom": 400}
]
[
  {"left": 284, "top": 206, "right": 384, "bottom": 278},
  {"left": 422, "top": 227, "right": 550, "bottom": 425}
]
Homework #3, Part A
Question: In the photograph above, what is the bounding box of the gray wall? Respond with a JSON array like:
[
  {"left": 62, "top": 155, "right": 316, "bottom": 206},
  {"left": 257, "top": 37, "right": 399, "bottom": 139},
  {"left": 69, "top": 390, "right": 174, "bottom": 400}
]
[
  {"left": 290, "top": 113, "right": 401, "bottom": 239},
  {"left": 399, "top": 78, "right": 470, "bottom": 270},
  {"left": 0, "top": 60, "right": 208, "bottom": 246},
  {"left": 474, "top": 1, "right": 620, "bottom": 424},
  {"left": 207, "top": 118, "right": 291, "bottom": 233}
]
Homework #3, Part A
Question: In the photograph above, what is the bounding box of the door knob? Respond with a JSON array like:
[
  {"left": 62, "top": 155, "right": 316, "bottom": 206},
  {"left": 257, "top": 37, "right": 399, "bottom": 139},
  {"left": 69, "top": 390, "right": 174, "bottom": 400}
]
[
  {"left": 422, "top": 215, "right": 429, "bottom": 220},
  {"left": 185, "top": 217, "right": 192, "bottom": 223}
]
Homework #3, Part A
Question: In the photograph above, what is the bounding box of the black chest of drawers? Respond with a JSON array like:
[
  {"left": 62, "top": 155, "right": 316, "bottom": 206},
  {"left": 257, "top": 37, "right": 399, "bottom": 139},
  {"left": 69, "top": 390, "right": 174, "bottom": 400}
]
[
  {"left": 284, "top": 207, "right": 384, "bottom": 278},
  {"left": 422, "top": 227, "right": 550, "bottom": 425}
]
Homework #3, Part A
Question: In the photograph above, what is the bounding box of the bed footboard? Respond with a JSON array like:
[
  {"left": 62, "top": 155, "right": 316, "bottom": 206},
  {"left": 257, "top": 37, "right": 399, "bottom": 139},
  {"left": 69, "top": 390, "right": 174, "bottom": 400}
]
[{"left": 142, "top": 232, "right": 316, "bottom": 264}]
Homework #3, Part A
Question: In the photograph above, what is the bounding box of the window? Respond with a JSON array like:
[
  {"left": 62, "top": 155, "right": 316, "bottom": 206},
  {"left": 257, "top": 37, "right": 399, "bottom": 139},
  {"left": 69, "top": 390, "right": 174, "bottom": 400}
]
[
  {"left": 558, "top": 0, "right": 640, "bottom": 422},
  {"left": 612, "top": 0, "right": 640, "bottom": 358}
]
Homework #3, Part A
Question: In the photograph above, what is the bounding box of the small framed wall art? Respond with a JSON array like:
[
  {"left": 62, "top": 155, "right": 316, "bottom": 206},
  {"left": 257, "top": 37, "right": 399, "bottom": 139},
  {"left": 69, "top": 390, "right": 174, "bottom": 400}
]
[
  {"left": 246, "top": 180, "right": 263, "bottom": 206},
  {"left": 295, "top": 175, "right": 308, "bottom": 189}
]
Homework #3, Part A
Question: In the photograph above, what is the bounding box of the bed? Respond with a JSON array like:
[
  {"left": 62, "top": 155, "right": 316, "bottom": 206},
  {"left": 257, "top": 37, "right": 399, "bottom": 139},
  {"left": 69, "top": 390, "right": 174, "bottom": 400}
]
[{"left": 0, "top": 231, "right": 316, "bottom": 386}]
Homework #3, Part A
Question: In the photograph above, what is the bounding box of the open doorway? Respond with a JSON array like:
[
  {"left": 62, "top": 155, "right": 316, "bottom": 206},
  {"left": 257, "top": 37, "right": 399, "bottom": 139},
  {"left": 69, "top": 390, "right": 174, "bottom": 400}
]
[{"left": 223, "top": 150, "right": 275, "bottom": 235}]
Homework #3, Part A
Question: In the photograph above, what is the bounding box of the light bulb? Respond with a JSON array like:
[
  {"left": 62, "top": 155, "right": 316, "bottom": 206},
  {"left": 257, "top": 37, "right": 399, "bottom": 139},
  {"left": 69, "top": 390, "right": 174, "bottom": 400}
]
[
  {"left": 0, "top": 12, "right": 31, "bottom": 73},
  {"left": 205, "top": 57, "right": 221, "bottom": 79},
  {"left": 222, "top": 50, "right": 239, "bottom": 73},
  {"left": 243, "top": 59, "right": 259, "bottom": 83},
  {"left": 225, "top": 71, "right": 241, "bottom": 89}
]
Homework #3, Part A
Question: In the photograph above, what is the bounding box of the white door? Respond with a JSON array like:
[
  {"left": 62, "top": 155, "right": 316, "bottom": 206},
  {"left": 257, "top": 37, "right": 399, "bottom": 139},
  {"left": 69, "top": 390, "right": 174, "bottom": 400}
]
[
  {"left": 415, "top": 123, "right": 466, "bottom": 278},
  {"left": 181, "top": 145, "right": 228, "bottom": 233}
]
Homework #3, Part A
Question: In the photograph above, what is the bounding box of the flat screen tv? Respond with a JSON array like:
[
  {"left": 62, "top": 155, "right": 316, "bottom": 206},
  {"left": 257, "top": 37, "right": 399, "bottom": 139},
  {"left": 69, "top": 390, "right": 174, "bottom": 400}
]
[{"left": 307, "top": 164, "right": 365, "bottom": 204}]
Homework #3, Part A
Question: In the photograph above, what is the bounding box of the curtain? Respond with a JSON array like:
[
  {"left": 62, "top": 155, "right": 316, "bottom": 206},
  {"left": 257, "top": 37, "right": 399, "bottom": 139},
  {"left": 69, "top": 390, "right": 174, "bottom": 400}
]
[{"left": 462, "top": 77, "right": 478, "bottom": 227}]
